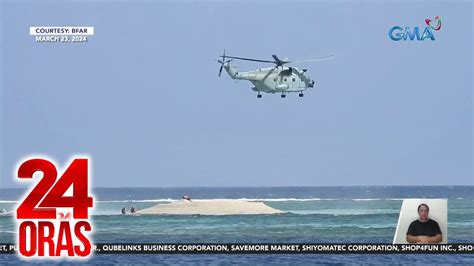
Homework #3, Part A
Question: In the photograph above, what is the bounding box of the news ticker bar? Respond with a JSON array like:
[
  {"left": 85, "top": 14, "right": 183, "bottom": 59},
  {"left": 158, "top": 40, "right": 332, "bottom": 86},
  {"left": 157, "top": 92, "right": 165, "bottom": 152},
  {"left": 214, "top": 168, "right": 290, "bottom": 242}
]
[{"left": 0, "top": 244, "right": 473, "bottom": 255}]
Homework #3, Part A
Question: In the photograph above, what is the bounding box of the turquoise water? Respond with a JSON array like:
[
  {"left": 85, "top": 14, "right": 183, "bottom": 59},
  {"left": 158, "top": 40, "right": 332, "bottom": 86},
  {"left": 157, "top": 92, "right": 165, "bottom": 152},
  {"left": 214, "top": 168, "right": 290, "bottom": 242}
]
[{"left": 0, "top": 186, "right": 473, "bottom": 263}]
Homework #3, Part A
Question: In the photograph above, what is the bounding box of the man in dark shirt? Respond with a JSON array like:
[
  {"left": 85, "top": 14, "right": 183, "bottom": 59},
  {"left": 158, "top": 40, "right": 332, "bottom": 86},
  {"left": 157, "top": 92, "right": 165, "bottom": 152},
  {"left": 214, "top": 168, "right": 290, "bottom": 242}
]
[{"left": 406, "top": 203, "right": 442, "bottom": 243}]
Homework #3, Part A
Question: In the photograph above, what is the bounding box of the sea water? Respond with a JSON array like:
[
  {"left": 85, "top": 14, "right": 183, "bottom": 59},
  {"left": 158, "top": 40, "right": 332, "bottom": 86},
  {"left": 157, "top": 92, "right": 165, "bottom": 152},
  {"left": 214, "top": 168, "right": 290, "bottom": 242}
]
[{"left": 0, "top": 186, "right": 472, "bottom": 263}]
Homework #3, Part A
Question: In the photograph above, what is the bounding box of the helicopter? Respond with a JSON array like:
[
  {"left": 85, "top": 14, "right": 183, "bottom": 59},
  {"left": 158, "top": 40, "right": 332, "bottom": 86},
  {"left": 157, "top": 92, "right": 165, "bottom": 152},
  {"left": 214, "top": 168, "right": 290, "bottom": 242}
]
[{"left": 218, "top": 50, "right": 334, "bottom": 98}]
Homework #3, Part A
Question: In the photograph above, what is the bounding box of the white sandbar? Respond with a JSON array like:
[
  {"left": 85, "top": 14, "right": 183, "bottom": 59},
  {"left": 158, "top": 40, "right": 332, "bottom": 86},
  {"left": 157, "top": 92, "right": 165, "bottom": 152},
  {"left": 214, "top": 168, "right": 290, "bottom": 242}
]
[{"left": 136, "top": 199, "right": 282, "bottom": 215}]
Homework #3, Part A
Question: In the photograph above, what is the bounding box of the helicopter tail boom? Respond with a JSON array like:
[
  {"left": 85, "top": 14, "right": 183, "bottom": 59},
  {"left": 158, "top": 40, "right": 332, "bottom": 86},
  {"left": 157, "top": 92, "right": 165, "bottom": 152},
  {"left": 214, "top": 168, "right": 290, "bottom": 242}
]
[{"left": 223, "top": 64, "right": 244, "bottom": 80}]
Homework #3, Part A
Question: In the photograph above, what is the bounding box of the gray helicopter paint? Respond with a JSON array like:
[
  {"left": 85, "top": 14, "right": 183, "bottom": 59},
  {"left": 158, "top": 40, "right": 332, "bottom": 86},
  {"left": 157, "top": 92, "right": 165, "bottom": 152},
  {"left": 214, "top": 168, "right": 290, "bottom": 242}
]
[{"left": 223, "top": 64, "right": 313, "bottom": 93}]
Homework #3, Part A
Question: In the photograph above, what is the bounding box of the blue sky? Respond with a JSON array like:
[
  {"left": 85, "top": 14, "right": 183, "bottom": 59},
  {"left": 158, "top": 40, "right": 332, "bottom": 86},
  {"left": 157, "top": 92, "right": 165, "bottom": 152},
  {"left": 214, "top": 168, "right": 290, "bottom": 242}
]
[{"left": 1, "top": 0, "right": 472, "bottom": 187}]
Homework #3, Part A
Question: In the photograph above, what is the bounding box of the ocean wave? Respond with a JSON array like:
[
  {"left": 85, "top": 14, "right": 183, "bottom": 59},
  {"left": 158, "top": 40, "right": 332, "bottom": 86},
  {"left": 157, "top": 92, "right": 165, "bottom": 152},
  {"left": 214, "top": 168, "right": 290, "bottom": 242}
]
[
  {"left": 447, "top": 222, "right": 474, "bottom": 227},
  {"left": 0, "top": 199, "right": 179, "bottom": 204},
  {"left": 289, "top": 209, "right": 399, "bottom": 216},
  {"left": 243, "top": 198, "right": 406, "bottom": 202},
  {"left": 0, "top": 231, "right": 16, "bottom": 234},
  {"left": 91, "top": 213, "right": 125, "bottom": 217},
  {"left": 96, "top": 198, "right": 332, "bottom": 203},
  {"left": 313, "top": 224, "right": 396, "bottom": 229},
  {"left": 97, "top": 198, "right": 403, "bottom": 203},
  {"left": 238, "top": 198, "right": 329, "bottom": 202},
  {"left": 1, "top": 197, "right": 469, "bottom": 204},
  {"left": 96, "top": 198, "right": 177, "bottom": 203},
  {"left": 352, "top": 199, "right": 382, "bottom": 201},
  {"left": 353, "top": 198, "right": 406, "bottom": 201}
]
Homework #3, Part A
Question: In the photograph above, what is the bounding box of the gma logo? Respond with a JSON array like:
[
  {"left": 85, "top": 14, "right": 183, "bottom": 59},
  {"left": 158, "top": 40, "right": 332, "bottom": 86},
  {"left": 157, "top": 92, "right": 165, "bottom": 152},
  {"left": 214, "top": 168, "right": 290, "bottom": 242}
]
[{"left": 388, "top": 26, "right": 435, "bottom": 41}]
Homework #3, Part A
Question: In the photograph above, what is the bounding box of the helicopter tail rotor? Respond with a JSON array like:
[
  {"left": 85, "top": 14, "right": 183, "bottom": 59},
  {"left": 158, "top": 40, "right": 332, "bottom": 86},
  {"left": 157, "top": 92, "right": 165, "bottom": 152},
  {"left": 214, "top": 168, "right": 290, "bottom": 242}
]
[{"left": 218, "top": 49, "right": 232, "bottom": 77}]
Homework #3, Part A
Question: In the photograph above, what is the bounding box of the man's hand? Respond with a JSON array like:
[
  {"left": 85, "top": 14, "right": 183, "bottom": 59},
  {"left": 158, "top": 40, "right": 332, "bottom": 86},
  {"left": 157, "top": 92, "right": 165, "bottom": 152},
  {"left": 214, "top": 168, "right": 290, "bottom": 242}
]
[
  {"left": 428, "top": 234, "right": 443, "bottom": 244},
  {"left": 417, "top": 236, "right": 430, "bottom": 243}
]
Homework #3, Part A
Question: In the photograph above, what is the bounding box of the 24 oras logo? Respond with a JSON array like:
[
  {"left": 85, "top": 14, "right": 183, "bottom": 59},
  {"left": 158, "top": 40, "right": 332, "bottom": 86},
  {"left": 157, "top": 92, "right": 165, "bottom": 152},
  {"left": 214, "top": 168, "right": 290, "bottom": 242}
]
[
  {"left": 15, "top": 157, "right": 94, "bottom": 259},
  {"left": 389, "top": 16, "right": 442, "bottom": 41}
]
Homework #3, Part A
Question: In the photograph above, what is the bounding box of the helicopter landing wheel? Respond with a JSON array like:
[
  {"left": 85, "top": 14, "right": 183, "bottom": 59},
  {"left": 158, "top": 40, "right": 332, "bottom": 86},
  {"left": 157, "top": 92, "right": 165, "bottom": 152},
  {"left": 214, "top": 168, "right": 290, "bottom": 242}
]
[
  {"left": 281, "top": 93, "right": 286, "bottom": 98},
  {"left": 299, "top": 93, "right": 304, "bottom": 97},
  {"left": 257, "top": 94, "right": 262, "bottom": 98}
]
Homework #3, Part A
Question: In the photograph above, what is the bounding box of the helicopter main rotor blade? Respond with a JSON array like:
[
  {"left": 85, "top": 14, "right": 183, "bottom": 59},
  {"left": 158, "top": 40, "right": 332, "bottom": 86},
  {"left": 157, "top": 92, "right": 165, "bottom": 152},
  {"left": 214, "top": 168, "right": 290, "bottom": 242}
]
[
  {"left": 288, "top": 55, "right": 335, "bottom": 64},
  {"left": 221, "top": 55, "right": 275, "bottom": 64},
  {"left": 272, "top": 55, "right": 289, "bottom": 66},
  {"left": 218, "top": 65, "right": 223, "bottom": 77}
]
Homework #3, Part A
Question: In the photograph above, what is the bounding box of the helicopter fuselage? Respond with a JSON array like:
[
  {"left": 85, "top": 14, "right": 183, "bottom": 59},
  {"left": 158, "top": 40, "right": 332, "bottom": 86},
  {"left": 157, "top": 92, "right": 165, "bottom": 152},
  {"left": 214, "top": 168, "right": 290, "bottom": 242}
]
[{"left": 223, "top": 64, "right": 314, "bottom": 94}]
